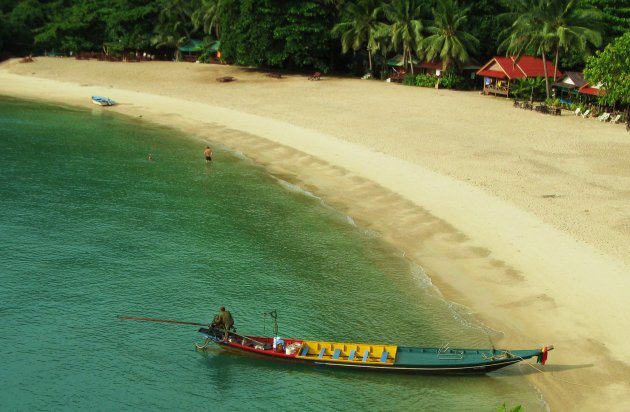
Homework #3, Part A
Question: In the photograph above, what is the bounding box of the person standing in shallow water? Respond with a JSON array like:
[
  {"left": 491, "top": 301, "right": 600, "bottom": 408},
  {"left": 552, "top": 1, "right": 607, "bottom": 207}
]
[{"left": 204, "top": 146, "right": 213, "bottom": 163}]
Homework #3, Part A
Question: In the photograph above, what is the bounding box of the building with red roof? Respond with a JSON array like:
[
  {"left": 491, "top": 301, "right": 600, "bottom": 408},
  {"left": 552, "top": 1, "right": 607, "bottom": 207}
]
[
  {"left": 477, "top": 56, "right": 562, "bottom": 97},
  {"left": 578, "top": 83, "right": 606, "bottom": 97}
]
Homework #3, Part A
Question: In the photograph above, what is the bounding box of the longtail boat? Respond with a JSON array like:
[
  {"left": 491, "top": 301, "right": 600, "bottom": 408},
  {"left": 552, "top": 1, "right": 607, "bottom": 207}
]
[{"left": 194, "top": 311, "right": 553, "bottom": 375}]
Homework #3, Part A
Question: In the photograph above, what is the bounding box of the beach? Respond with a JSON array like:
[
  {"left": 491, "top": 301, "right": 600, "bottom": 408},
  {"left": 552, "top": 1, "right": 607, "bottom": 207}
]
[{"left": 2, "top": 57, "right": 629, "bottom": 410}]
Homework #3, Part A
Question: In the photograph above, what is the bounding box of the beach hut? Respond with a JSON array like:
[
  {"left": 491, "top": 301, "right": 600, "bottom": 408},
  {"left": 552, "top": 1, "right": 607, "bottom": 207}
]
[
  {"left": 578, "top": 82, "right": 606, "bottom": 97},
  {"left": 178, "top": 39, "right": 204, "bottom": 61},
  {"left": 417, "top": 61, "right": 442, "bottom": 76},
  {"left": 178, "top": 39, "right": 220, "bottom": 63},
  {"left": 553, "top": 71, "right": 587, "bottom": 104},
  {"left": 476, "top": 56, "right": 562, "bottom": 97}
]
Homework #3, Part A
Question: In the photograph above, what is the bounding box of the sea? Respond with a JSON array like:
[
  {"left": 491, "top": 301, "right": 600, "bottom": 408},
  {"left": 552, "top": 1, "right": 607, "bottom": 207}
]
[{"left": 0, "top": 96, "right": 546, "bottom": 411}]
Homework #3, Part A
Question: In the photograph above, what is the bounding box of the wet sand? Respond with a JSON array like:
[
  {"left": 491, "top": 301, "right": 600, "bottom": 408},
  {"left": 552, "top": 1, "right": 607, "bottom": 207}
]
[{"left": 2, "top": 57, "right": 630, "bottom": 410}]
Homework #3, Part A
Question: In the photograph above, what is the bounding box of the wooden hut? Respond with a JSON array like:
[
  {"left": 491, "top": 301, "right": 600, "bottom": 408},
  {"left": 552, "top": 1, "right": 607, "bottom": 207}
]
[
  {"left": 552, "top": 71, "right": 587, "bottom": 103},
  {"left": 477, "top": 56, "right": 562, "bottom": 97}
]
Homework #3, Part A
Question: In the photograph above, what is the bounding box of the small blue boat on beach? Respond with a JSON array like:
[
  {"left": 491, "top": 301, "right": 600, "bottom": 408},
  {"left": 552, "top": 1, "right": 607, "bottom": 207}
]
[{"left": 91, "top": 95, "right": 114, "bottom": 106}]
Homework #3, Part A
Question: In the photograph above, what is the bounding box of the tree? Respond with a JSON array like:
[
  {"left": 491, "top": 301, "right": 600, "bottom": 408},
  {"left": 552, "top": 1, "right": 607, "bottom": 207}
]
[
  {"left": 584, "top": 32, "right": 630, "bottom": 109},
  {"left": 101, "top": 0, "right": 161, "bottom": 53},
  {"left": 274, "top": 1, "right": 334, "bottom": 70},
  {"left": 331, "top": 0, "right": 382, "bottom": 75},
  {"left": 584, "top": 0, "right": 630, "bottom": 46},
  {"left": 379, "top": 0, "right": 424, "bottom": 75},
  {"left": 151, "top": 0, "right": 198, "bottom": 60},
  {"left": 499, "top": 0, "right": 559, "bottom": 99},
  {"left": 218, "top": 0, "right": 334, "bottom": 71},
  {"left": 34, "top": 0, "right": 108, "bottom": 53},
  {"left": 461, "top": 0, "right": 507, "bottom": 61},
  {"left": 422, "top": 0, "right": 479, "bottom": 72},
  {"left": 191, "top": 0, "right": 225, "bottom": 39},
  {"left": 500, "top": 0, "right": 605, "bottom": 99},
  {"left": 545, "top": 0, "right": 603, "bottom": 81},
  {"left": 2, "top": 0, "right": 45, "bottom": 56}
]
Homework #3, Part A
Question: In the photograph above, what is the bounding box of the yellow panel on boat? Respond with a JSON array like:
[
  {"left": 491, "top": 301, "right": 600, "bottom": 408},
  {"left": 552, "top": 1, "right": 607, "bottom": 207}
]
[{"left": 296, "top": 340, "right": 397, "bottom": 365}]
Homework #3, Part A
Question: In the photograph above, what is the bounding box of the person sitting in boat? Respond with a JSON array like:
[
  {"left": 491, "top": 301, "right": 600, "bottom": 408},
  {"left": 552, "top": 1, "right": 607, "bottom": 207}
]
[{"left": 212, "top": 306, "right": 234, "bottom": 342}]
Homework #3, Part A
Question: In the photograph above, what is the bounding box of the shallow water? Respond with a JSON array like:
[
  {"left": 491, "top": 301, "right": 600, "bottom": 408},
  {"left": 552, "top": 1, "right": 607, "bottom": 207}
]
[{"left": 0, "top": 96, "right": 545, "bottom": 410}]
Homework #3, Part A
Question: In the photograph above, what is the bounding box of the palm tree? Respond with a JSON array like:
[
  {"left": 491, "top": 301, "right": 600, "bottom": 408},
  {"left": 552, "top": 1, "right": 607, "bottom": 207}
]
[
  {"left": 500, "top": 0, "right": 604, "bottom": 98},
  {"left": 545, "top": 0, "right": 603, "bottom": 81},
  {"left": 152, "top": 0, "right": 196, "bottom": 61},
  {"left": 332, "top": 0, "right": 382, "bottom": 75},
  {"left": 379, "top": 0, "right": 424, "bottom": 75},
  {"left": 422, "top": 0, "right": 479, "bottom": 73},
  {"left": 499, "top": 0, "right": 557, "bottom": 99},
  {"left": 192, "top": 0, "right": 225, "bottom": 39}
]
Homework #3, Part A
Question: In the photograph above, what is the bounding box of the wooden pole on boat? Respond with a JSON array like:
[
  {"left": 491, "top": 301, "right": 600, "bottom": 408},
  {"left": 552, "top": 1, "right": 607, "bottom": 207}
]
[{"left": 116, "top": 315, "right": 208, "bottom": 327}]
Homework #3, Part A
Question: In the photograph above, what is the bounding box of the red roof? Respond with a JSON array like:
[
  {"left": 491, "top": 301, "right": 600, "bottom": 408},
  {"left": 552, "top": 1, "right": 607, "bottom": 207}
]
[
  {"left": 477, "top": 56, "right": 562, "bottom": 79},
  {"left": 517, "top": 56, "right": 562, "bottom": 78},
  {"left": 477, "top": 69, "right": 508, "bottom": 79},
  {"left": 578, "top": 85, "right": 606, "bottom": 96},
  {"left": 419, "top": 61, "right": 442, "bottom": 70},
  {"left": 493, "top": 56, "right": 526, "bottom": 79}
]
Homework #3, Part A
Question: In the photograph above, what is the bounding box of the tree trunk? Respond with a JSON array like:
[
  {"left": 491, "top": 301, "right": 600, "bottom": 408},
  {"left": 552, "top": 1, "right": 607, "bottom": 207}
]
[
  {"left": 368, "top": 49, "right": 373, "bottom": 75},
  {"left": 553, "top": 47, "right": 560, "bottom": 82},
  {"left": 541, "top": 49, "right": 550, "bottom": 99}
]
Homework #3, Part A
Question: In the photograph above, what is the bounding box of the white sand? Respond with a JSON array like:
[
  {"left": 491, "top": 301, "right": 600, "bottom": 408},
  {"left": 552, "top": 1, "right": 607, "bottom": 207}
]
[{"left": 2, "top": 58, "right": 630, "bottom": 410}]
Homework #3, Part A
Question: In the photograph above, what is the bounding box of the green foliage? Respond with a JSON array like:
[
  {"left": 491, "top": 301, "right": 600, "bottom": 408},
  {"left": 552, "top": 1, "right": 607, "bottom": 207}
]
[
  {"left": 545, "top": 97, "right": 561, "bottom": 107},
  {"left": 499, "top": 0, "right": 604, "bottom": 98},
  {"left": 218, "top": 1, "right": 281, "bottom": 67},
  {"left": 102, "top": 0, "right": 160, "bottom": 52},
  {"left": 0, "top": 0, "right": 622, "bottom": 77},
  {"left": 1, "top": 0, "right": 45, "bottom": 55},
  {"left": 422, "top": 0, "right": 479, "bottom": 72},
  {"left": 219, "top": 0, "right": 334, "bottom": 71},
  {"left": 33, "top": 0, "right": 108, "bottom": 53},
  {"left": 151, "top": 0, "right": 199, "bottom": 59},
  {"left": 379, "top": 0, "right": 425, "bottom": 74},
  {"left": 497, "top": 404, "right": 523, "bottom": 412},
  {"left": 404, "top": 73, "right": 437, "bottom": 87},
  {"left": 511, "top": 77, "right": 545, "bottom": 100},
  {"left": 1, "top": 0, "right": 165, "bottom": 55},
  {"left": 584, "top": 32, "right": 630, "bottom": 105},
  {"left": 332, "top": 0, "right": 381, "bottom": 74},
  {"left": 584, "top": 0, "right": 630, "bottom": 46},
  {"left": 274, "top": 2, "right": 333, "bottom": 70},
  {"left": 192, "top": 0, "right": 225, "bottom": 39},
  {"left": 439, "top": 71, "right": 466, "bottom": 89},
  {"left": 463, "top": 0, "right": 507, "bottom": 60}
]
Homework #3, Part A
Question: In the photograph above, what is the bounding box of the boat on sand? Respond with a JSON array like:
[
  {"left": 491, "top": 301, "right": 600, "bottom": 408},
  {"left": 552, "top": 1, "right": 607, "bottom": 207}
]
[{"left": 91, "top": 95, "right": 114, "bottom": 106}]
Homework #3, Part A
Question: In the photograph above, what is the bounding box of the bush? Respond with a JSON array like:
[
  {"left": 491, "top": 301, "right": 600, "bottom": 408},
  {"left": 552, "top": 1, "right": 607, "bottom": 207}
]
[
  {"left": 402, "top": 73, "right": 417, "bottom": 85},
  {"left": 545, "top": 97, "right": 561, "bottom": 107},
  {"left": 413, "top": 73, "right": 438, "bottom": 87},
  {"left": 511, "top": 78, "right": 546, "bottom": 100},
  {"left": 439, "top": 72, "right": 466, "bottom": 89},
  {"left": 401, "top": 72, "right": 466, "bottom": 89}
]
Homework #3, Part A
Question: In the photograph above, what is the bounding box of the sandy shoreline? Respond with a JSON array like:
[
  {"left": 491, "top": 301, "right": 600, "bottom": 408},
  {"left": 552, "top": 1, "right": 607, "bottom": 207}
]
[{"left": 2, "top": 58, "right": 630, "bottom": 410}]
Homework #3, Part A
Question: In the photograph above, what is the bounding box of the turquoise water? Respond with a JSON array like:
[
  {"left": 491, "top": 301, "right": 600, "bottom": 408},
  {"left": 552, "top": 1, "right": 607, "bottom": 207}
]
[{"left": 0, "top": 96, "right": 545, "bottom": 411}]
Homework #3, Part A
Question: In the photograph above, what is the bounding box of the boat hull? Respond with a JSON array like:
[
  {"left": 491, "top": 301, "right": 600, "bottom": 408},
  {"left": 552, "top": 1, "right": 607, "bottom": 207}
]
[{"left": 196, "top": 327, "right": 550, "bottom": 375}]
